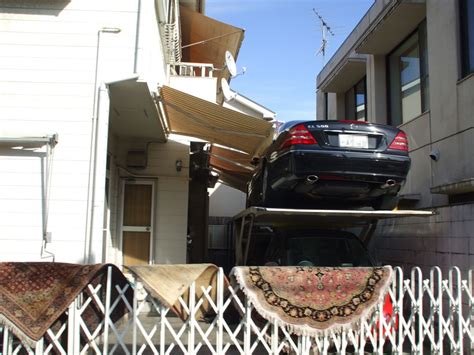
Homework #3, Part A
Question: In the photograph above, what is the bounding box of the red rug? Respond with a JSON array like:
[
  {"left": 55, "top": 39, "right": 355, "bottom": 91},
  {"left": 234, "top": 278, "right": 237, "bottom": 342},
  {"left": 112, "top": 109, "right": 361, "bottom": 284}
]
[
  {"left": 0, "top": 262, "right": 131, "bottom": 346},
  {"left": 231, "top": 266, "right": 392, "bottom": 336}
]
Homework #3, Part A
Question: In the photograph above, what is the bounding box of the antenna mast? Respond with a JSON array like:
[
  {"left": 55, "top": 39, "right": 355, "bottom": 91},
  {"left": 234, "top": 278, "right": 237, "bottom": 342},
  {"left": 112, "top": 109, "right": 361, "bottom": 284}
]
[{"left": 313, "top": 8, "right": 334, "bottom": 65}]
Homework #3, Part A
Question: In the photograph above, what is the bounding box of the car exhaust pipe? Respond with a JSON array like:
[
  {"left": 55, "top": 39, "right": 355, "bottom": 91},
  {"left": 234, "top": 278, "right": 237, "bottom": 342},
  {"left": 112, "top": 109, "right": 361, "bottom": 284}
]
[
  {"left": 381, "top": 179, "right": 396, "bottom": 189},
  {"left": 305, "top": 175, "right": 319, "bottom": 184}
]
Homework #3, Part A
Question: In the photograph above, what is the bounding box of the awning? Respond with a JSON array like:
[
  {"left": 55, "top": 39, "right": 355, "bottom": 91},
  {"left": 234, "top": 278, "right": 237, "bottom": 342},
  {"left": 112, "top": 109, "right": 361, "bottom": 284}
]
[
  {"left": 209, "top": 145, "right": 255, "bottom": 192},
  {"left": 160, "top": 86, "right": 274, "bottom": 157},
  {"left": 108, "top": 78, "right": 167, "bottom": 141},
  {"left": 356, "top": 2, "right": 426, "bottom": 55},
  {"left": 179, "top": 6, "right": 244, "bottom": 102}
]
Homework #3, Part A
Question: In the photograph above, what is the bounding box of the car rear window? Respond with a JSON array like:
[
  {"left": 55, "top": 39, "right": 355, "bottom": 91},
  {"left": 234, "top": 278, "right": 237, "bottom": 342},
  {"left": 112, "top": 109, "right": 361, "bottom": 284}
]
[{"left": 285, "top": 236, "right": 373, "bottom": 267}]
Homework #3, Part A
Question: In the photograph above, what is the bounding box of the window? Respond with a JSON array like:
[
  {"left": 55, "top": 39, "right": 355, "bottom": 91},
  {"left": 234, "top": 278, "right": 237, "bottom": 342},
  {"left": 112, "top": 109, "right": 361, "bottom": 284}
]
[
  {"left": 344, "top": 77, "right": 367, "bottom": 121},
  {"left": 388, "top": 21, "right": 429, "bottom": 126},
  {"left": 460, "top": 0, "right": 474, "bottom": 76}
]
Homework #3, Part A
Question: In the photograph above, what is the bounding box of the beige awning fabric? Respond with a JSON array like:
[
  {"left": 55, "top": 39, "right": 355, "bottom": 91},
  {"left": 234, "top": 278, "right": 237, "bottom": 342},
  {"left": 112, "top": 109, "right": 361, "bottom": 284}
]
[
  {"left": 209, "top": 145, "right": 255, "bottom": 192},
  {"left": 180, "top": 6, "right": 244, "bottom": 102},
  {"left": 160, "top": 86, "right": 274, "bottom": 157}
]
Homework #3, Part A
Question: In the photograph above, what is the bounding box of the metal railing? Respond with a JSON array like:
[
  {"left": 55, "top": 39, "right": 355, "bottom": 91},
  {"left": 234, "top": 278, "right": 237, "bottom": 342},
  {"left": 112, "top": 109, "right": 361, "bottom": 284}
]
[
  {"left": 168, "top": 62, "right": 216, "bottom": 78},
  {"left": 1, "top": 266, "right": 472, "bottom": 354}
]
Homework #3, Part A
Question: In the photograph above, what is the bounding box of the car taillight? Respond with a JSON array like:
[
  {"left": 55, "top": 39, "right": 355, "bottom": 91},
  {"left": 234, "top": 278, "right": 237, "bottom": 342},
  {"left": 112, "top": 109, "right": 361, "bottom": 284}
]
[
  {"left": 388, "top": 131, "right": 409, "bottom": 151},
  {"left": 280, "top": 124, "right": 317, "bottom": 149}
]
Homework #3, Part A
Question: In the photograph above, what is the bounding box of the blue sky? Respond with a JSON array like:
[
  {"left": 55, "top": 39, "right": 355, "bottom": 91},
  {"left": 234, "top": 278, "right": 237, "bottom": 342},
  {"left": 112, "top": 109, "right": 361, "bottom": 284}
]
[{"left": 206, "top": 0, "right": 374, "bottom": 122}]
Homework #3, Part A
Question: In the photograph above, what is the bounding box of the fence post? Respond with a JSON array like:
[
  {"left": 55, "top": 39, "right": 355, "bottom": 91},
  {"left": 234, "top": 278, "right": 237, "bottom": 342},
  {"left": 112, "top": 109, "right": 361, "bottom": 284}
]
[
  {"left": 394, "top": 267, "right": 404, "bottom": 355},
  {"left": 132, "top": 284, "right": 138, "bottom": 355},
  {"left": 187, "top": 281, "right": 196, "bottom": 355},
  {"left": 430, "top": 267, "right": 443, "bottom": 355},
  {"left": 244, "top": 297, "right": 251, "bottom": 354},
  {"left": 67, "top": 298, "right": 80, "bottom": 355},
  {"left": 449, "top": 267, "right": 463, "bottom": 355},
  {"left": 102, "top": 265, "right": 112, "bottom": 354},
  {"left": 216, "top": 268, "right": 224, "bottom": 354}
]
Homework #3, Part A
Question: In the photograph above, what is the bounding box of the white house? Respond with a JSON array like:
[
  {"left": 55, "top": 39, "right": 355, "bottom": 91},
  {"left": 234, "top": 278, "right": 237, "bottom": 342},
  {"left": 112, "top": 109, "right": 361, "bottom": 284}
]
[{"left": 0, "top": 0, "right": 273, "bottom": 268}]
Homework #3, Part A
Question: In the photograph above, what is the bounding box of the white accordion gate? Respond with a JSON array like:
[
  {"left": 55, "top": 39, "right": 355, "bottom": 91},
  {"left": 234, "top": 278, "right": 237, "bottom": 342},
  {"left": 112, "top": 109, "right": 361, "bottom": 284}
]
[{"left": 1, "top": 266, "right": 472, "bottom": 354}]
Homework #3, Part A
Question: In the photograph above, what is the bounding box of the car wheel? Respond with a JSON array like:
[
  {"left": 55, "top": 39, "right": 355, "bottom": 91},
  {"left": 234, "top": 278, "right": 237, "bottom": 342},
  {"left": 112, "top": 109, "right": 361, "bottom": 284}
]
[{"left": 373, "top": 195, "right": 399, "bottom": 210}]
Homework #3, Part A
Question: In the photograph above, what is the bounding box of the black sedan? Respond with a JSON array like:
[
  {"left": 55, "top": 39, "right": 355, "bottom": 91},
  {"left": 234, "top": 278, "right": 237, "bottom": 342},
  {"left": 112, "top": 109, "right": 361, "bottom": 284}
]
[{"left": 247, "top": 120, "right": 411, "bottom": 210}]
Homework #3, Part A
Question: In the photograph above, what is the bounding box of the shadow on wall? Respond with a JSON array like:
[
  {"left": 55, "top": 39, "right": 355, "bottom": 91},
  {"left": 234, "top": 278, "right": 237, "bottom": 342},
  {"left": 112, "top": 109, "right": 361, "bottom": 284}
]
[{"left": 0, "top": 0, "right": 71, "bottom": 16}]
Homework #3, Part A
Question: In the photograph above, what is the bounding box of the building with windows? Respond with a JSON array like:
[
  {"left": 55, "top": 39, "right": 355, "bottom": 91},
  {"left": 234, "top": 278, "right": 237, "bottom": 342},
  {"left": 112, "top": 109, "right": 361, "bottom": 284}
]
[
  {"left": 316, "top": 0, "right": 473, "bottom": 273},
  {"left": 0, "top": 0, "right": 273, "bottom": 267}
]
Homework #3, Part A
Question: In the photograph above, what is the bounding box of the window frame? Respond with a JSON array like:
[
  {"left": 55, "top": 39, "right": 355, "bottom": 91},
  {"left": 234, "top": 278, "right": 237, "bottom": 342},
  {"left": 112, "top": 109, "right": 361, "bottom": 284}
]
[
  {"left": 460, "top": 0, "right": 473, "bottom": 77},
  {"left": 386, "top": 20, "right": 429, "bottom": 126}
]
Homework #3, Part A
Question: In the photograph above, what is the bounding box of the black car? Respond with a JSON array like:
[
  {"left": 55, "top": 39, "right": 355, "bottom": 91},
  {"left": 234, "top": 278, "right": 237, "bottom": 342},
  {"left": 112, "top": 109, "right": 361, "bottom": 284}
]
[
  {"left": 260, "top": 228, "right": 375, "bottom": 268},
  {"left": 247, "top": 120, "right": 411, "bottom": 210}
]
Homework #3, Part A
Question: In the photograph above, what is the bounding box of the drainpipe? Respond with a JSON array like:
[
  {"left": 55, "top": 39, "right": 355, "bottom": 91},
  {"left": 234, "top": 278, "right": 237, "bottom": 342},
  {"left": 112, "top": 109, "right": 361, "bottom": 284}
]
[
  {"left": 84, "top": 27, "right": 121, "bottom": 264},
  {"left": 134, "top": 0, "right": 141, "bottom": 74}
]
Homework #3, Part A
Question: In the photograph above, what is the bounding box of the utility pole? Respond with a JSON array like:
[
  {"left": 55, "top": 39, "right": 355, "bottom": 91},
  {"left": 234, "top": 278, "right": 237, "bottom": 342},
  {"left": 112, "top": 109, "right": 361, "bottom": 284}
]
[{"left": 313, "top": 8, "right": 334, "bottom": 65}]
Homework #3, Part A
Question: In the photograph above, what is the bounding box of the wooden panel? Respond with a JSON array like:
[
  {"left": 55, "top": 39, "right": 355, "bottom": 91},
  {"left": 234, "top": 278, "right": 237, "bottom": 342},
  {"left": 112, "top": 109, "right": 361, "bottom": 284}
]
[
  {"left": 123, "top": 231, "right": 150, "bottom": 266},
  {"left": 123, "top": 184, "right": 152, "bottom": 226}
]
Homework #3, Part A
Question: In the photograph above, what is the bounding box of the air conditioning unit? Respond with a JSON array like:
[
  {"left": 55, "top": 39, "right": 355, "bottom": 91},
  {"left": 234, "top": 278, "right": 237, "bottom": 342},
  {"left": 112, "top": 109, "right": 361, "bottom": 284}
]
[{"left": 126, "top": 150, "right": 147, "bottom": 169}]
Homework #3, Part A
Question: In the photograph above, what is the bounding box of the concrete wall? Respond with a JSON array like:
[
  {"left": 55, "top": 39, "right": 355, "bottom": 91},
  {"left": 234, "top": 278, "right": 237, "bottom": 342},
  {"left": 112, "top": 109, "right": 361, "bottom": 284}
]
[
  {"left": 316, "top": 0, "right": 474, "bottom": 271},
  {"left": 371, "top": 204, "right": 474, "bottom": 276}
]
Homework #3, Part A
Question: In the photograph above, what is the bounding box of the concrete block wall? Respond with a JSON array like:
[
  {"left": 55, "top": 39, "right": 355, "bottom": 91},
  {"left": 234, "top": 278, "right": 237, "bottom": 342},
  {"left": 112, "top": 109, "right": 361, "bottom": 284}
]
[{"left": 371, "top": 203, "right": 474, "bottom": 277}]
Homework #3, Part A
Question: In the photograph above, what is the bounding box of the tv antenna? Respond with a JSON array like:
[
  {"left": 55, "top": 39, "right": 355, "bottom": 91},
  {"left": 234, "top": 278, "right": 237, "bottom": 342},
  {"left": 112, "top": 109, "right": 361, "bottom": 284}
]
[{"left": 313, "top": 8, "right": 334, "bottom": 65}]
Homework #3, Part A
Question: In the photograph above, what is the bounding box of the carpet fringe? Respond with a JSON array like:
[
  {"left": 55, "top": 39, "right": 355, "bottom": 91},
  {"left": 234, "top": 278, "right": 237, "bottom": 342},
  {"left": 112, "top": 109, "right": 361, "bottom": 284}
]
[
  {"left": 231, "top": 266, "right": 393, "bottom": 338},
  {"left": 0, "top": 314, "right": 37, "bottom": 348}
]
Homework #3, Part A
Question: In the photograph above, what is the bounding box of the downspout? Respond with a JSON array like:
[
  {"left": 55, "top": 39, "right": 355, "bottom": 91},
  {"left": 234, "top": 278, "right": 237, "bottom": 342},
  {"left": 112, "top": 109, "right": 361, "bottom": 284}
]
[
  {"left": 84, "top": 28, "right": 121, "bottom": 264},
  {"left": 134, "top": 0, "right": 141, "bottom": 74}
]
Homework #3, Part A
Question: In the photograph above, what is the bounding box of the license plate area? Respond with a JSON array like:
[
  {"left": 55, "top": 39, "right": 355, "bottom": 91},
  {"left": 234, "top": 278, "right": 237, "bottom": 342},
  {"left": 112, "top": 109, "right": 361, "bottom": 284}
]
[{"left": 338, "top": 134, "right": 369, "bottom": 149}]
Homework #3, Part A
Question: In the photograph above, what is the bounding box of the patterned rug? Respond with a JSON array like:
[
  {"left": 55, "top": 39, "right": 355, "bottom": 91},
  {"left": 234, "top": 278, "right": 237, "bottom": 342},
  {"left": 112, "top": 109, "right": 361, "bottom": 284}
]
[
  {"left": 128, "top": 264, "right": 227, "bottom": 321},
  {"left": 231, "top": 266, "right": 392, "bottom": 336},
  {"left": 0, "top": 262, "right": 132, "bottom": 346}
]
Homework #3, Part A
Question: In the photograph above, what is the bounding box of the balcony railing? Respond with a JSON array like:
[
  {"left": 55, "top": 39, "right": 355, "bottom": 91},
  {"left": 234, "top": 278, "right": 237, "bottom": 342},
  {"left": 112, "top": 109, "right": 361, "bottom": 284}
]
[{"left": 169, "top": 62, "right": 215, "bottom": 78}]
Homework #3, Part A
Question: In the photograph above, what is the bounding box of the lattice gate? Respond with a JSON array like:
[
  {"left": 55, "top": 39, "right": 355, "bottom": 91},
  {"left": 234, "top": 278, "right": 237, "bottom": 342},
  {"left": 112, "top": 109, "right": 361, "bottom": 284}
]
[{"left": 1, "top": 266, "right": 472, "bottom": 354}]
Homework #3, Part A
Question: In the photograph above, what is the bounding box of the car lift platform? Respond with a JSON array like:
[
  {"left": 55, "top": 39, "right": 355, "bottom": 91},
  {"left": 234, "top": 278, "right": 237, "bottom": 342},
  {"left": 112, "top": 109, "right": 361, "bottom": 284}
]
[{"left": 232, "top": 207, "right": 436, "bottom": 265}]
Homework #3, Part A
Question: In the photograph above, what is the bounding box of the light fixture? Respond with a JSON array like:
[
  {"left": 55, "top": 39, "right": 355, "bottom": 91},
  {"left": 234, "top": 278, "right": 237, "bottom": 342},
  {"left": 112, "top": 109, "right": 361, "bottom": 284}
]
[{"left": 175, "top": 159, "right": 183, "bottom": 172}]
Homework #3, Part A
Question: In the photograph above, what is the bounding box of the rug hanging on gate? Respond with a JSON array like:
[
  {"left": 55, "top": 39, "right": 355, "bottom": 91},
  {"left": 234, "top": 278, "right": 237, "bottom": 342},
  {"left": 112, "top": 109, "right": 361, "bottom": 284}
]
[
  {"left": 128, "top": 264, "right": 228, "bottom": 321},
  {"left": 0, "top": 262, "right": 132, "bottom": 346},
  {"left": 231, "top": 266, "right": 392, "bottom": 336}
]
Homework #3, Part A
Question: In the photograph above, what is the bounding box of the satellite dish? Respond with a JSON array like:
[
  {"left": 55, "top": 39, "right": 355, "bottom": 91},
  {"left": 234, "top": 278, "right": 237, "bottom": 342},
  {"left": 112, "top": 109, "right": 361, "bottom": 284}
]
[
  {"left": 221, "top": 78, "right": 236, "bottom": 101},
  {"left": 225, "top": 50, "right": 237, "bottom": 77}
]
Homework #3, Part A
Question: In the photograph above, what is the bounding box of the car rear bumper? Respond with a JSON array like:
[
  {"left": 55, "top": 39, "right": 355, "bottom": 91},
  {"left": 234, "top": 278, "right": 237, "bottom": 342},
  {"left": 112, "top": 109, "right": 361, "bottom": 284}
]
[{"left": 268, "top": 149, "right": 411, "bottom": 190}]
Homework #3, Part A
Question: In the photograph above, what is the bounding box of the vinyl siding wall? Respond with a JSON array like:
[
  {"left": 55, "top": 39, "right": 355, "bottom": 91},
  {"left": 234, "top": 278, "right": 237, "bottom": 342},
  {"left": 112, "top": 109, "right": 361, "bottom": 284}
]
[{"left": 0, "top": 0, "right": 169, "bottom": 262}]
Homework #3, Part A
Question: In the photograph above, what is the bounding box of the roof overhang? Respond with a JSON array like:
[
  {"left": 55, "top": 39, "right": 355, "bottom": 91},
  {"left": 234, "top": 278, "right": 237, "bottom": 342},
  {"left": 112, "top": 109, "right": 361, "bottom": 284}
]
[
  {"left": 318, "top": 57, "right": 366, "bottom": 93},
  {"left": 356, "top": 1, "right": 426, "bottom": 55},
  {"left": 159, "top": 85, "right": 273, "bottom": 157},
  {"left": 179, "top": 6, "right": 244, "bottom": 102},
  {"left": 108, "top": 78, "right": 167, "bottom": 141}
]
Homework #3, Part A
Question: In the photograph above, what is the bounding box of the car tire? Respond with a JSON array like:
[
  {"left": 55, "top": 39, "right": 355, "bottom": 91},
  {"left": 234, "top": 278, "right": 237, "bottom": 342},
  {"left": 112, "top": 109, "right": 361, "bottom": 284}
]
[{"left": 373, "top": 195, "right": 399, "bottom": 210}]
